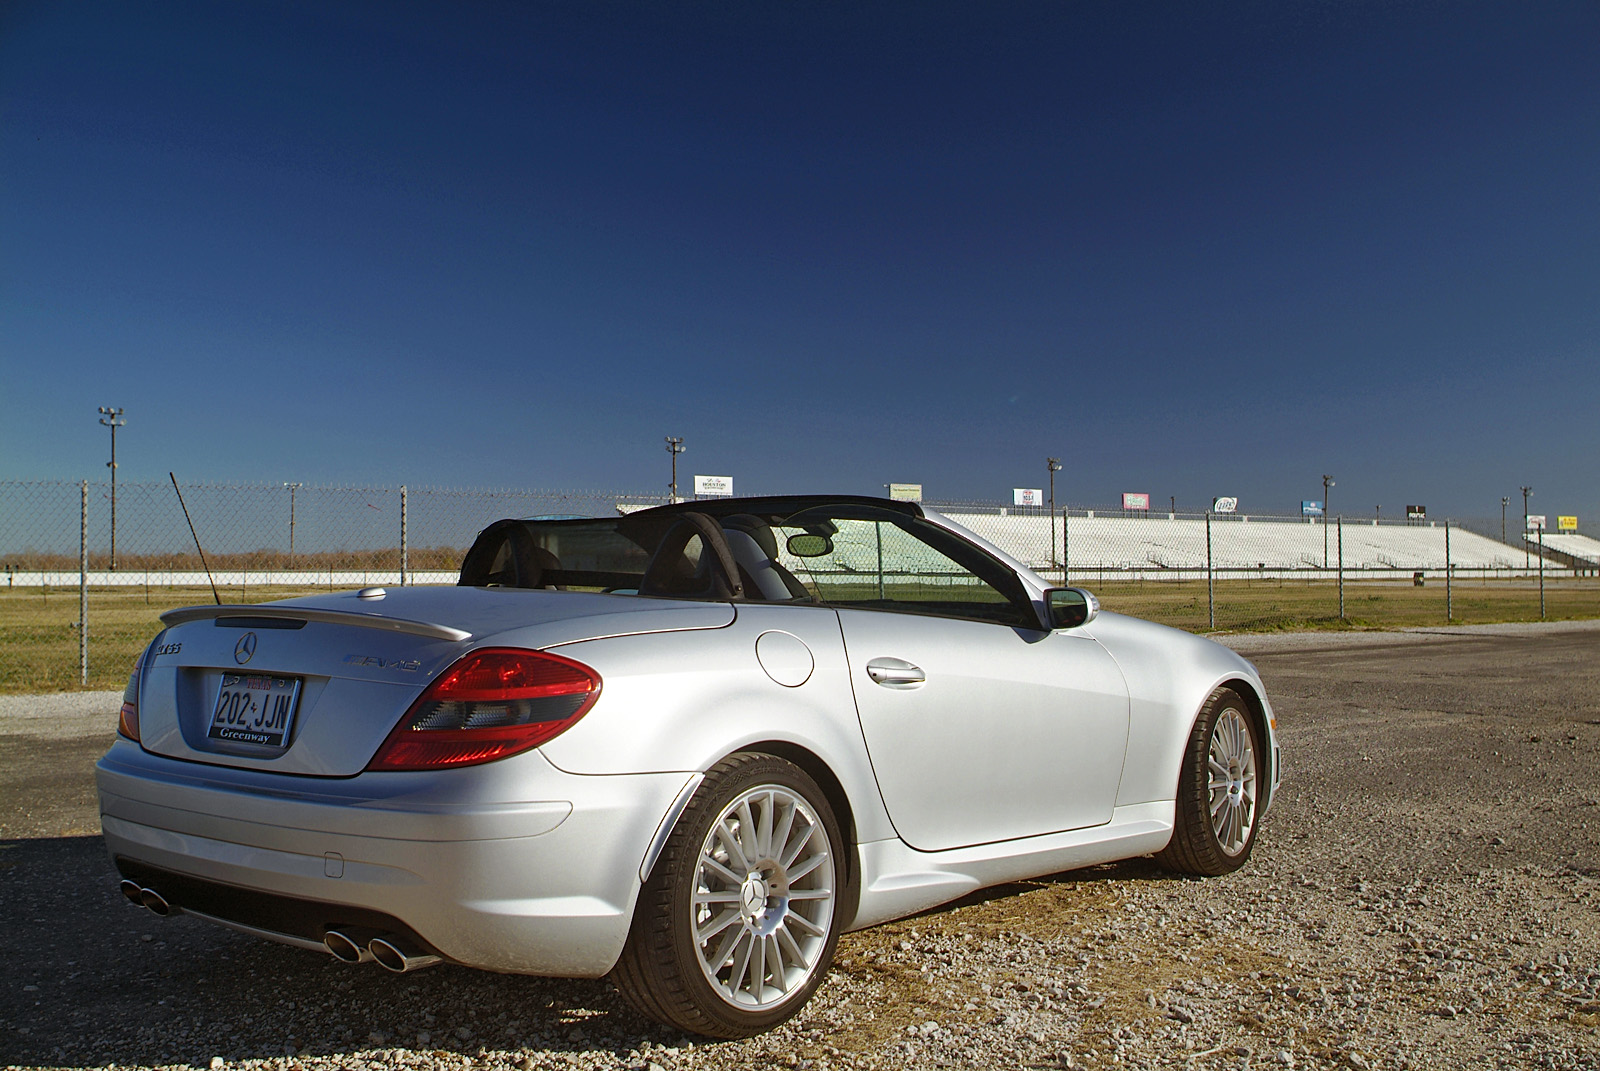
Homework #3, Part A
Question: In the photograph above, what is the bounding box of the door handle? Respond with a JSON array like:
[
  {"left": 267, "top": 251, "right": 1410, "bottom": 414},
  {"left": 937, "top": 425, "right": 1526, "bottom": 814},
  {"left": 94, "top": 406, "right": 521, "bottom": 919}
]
[{"left": 865, "top": 657, "right": 926, "bottom": 687}]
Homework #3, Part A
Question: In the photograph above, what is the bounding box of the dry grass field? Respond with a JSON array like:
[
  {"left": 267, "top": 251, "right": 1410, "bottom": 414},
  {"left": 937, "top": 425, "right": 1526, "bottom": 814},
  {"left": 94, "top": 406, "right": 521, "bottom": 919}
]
[
  {"left": 1, "top": 577, "right": 1597, "bottom": 694},
  {"left": 0, "top": 586, "right": 328, "bottom": 693},
  {"left": 1092, "top": 575, "right": 1600, "bottom": 632}
]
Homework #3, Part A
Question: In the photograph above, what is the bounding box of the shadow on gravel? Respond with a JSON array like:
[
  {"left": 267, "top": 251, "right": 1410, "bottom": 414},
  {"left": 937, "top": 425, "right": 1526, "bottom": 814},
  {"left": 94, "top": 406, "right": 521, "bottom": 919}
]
[
  {"left": 903, "top": 856, "right": 1175, "bottom": 923},
  {"left": 0, "top": 836, "right": 691, "bottom": 1069},
  {"left": 1, "top": 841, "right": 1207, "bottom": 1067}
]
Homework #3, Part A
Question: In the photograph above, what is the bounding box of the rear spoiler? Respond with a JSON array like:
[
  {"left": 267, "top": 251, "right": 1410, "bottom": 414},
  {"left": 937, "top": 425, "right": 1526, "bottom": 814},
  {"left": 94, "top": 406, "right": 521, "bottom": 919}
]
[{"left": 159, "top": 604, "right": 471, "bottom": 642}]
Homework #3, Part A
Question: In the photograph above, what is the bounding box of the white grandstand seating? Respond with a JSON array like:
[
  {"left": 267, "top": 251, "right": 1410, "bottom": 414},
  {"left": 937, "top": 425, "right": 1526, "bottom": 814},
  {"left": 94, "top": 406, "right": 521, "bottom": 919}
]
[
  {"left": 617, "top": 503, "right": 1561, "bottom": 581},
  {"left": 1531, "top": 532, "right": 1600, "bottom": 566},
  {"left": 939, "top": 511, "right": 1539, "bottom": 577}
]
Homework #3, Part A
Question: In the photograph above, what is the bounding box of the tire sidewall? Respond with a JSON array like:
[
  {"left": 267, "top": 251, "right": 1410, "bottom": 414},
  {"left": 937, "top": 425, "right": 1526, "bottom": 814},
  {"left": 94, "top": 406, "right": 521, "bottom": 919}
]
[
  {"left": 655, "top": 754, "right": 845, "bottom": 1036},
  {"left": 1196, "top": 688, "right": 1261, "bottom": 867},
  {"left": 1159, "top": 687, "right": 1264, "bottom": 876}
]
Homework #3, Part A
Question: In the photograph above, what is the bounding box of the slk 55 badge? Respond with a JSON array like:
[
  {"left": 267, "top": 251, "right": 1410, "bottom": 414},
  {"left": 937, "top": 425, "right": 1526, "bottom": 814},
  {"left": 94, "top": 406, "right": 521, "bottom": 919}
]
[{"left": 343, "top": 654, "right": 422, "bottom": 672}]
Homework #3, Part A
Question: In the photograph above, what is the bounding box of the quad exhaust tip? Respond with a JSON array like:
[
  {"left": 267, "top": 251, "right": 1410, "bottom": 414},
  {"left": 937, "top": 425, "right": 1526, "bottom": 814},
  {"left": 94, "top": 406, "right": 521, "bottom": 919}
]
[
  {"left": 323, "top": 929, "right": 440, "bottom": 972},
  {"left": 368, "top": 935, "right": 442, "bottom": 973},
  {"left": 119, "top": 879, "right": 173, "bottom": 916},
  {"left": 322, "top": 929, "right": 377, "bottom": 964},
  {"left": 117, "top": 881, "right": 441, "bottom": 971}
]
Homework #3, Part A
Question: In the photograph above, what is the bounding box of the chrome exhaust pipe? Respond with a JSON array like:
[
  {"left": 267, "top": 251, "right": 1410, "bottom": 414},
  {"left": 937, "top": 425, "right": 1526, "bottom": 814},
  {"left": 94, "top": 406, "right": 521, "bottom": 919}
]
[
  {"left": 368, "top": 935, "right": 442, "bottom": 973},
  {"left": 119, "top": 879, "right": 174, "bottom": 915},
  {"left": 322, "top": 928, "right": 377, "bottom": 964},
  {"left": 139, "top": 887, "right": 173, "bottom": 916}
]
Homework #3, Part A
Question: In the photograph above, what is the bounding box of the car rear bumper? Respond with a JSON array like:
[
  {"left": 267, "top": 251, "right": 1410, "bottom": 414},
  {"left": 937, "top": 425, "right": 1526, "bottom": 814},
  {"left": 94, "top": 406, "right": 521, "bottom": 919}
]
[{"left": 95, "top": 739, "right": 692, "bottom": 977}]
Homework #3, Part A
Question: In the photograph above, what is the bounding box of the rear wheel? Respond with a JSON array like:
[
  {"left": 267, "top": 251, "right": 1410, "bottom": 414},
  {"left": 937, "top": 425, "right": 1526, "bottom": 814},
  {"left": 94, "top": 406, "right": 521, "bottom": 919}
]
[
  {"left": 611, "top": 753, "right": 843, "bottom": 1037},
  {"left": 1157, "top": 687, "right": 1262, "bottom": 876}
]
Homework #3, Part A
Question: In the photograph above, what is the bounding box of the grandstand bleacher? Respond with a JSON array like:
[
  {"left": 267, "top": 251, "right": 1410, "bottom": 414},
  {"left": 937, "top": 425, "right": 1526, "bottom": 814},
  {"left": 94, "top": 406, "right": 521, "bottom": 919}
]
[
  {"left": 1531, "top": 532, "right": 1600, "bottom": 572},
  {"left": 939, "top": 511, "right": 1551, "bottom": 581},
  {"left": 620, "top": 501, "right": 1571, "bottom": 583}
]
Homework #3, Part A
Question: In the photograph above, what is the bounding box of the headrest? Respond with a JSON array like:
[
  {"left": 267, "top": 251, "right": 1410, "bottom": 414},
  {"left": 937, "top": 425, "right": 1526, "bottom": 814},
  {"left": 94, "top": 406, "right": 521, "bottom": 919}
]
[{"left": 722, "top": 514, "right": 778, "bottom": 559}]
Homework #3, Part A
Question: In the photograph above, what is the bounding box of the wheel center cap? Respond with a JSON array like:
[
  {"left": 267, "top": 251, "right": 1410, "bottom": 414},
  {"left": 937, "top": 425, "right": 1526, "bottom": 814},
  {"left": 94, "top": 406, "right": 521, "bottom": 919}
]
[{"left": 740, "top": 875, "right": 769, "bottom": 918}]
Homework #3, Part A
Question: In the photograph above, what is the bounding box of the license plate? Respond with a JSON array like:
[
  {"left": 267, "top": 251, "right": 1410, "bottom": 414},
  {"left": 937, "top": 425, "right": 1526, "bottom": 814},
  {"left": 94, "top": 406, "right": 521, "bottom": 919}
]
[{"left": 208, "top": 674, "right": 302, "bottom": 749}]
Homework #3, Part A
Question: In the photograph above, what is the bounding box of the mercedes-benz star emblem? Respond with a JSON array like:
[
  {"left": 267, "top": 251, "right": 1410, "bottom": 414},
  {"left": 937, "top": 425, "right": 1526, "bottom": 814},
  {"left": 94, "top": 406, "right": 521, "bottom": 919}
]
[{"left": 234, "top": 633, "right": 258, "bottom": 665}]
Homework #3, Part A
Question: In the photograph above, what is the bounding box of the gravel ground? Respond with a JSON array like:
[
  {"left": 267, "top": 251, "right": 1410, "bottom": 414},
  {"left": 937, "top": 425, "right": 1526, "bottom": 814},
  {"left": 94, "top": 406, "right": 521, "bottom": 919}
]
[{"left": 3, "top": 623, "right": 1598, "bottom": 1070}]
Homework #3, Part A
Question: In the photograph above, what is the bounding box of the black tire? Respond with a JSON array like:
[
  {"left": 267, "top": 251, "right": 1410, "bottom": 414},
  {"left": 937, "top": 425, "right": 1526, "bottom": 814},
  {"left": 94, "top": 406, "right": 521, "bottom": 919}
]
[
  {"left": 611, "top": 753, "right": 844, "bottom": 1038},
  {"left": 1156, "top": 687, "right": 1263, "bottom": 876}
]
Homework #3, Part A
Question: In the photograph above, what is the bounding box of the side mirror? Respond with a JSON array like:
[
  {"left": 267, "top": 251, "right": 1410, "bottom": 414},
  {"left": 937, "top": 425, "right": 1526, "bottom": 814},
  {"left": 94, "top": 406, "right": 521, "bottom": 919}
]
[
  {"left": 786, "top": 533, "right": 834, "bottom": 557},
  {"left": 1045, "top": 587, "right": 1099, "bottom": 629}
]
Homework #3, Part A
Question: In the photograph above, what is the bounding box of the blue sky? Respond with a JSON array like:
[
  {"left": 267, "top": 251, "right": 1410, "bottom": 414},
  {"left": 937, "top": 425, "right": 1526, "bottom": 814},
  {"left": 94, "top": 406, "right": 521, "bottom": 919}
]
[{"left": 3, "top": 1, "right": 1596, "bottom": 520}]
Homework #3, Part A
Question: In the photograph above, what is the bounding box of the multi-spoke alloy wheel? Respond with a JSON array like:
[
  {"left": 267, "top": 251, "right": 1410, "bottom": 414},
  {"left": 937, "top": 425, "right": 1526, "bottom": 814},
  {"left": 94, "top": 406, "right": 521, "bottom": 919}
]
[
  {"left": 691, "top": 784, "right": 836, "bottom": 1010},
  {"left": 1207, "top": 706, "right": 1258, "bottom": 855},
  {"left": 612, "top": 753, "right": 844, "bottom": 1038},
  {"left": 1157, "top": 687, "right": 1264, "bottom": 876}
]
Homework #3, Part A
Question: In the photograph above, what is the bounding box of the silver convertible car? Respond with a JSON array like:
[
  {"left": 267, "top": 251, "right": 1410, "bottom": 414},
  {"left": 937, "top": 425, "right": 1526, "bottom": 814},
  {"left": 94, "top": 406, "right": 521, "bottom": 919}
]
[{"left": 98, "top": 495, "right": 1280, "bottom": 1037}]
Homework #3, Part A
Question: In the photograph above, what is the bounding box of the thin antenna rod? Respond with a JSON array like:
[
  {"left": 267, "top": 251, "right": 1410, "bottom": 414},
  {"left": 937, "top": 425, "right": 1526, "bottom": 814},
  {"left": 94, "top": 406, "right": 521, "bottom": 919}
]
[{"left": 170, "top": 472, "right": 221, "bottom": 605}]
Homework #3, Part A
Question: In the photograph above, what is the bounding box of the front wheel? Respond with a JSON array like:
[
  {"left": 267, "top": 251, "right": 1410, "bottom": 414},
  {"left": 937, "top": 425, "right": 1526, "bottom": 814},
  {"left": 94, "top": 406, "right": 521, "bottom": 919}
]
[
  {"left": 611, "top": 753, "right": 844, "bottom": 1038},
  {"left": 1157, "top": 687, "right": 1262, "bottom": 876}
]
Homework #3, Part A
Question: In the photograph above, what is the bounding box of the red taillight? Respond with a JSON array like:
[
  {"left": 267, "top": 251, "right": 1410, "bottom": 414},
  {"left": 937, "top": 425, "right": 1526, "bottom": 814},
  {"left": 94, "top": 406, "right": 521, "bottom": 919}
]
[
  {"left": 366, "top": 648, "right": 601, "bottom": 771},
  {"left": 118, "top": 668, "right": 141, "bottom": 742}
]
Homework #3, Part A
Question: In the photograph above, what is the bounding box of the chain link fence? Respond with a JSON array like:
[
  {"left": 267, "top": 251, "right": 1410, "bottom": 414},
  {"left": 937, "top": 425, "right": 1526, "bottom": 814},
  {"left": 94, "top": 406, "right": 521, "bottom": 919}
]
[
  {"left": 2, "top": 480, "right": 1595, "bottom": 692},
  {"left": 941, "top": 504, "right": 1597, "bottom": 634},
  {"left": 0, "top": 480, "right": 671, "bottom": 692}
]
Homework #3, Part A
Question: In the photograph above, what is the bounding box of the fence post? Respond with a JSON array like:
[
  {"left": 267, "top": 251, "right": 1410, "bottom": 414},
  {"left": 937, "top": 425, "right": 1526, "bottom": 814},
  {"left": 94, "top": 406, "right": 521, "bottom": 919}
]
[
  {"left": 79, "top": 480, "right": 89, "bottom": 686},
  {"left": 1061, "top": 508, "right": 1069, "bottom": 585},
  {"left": 1538, "top": 527, "right": 1545, "bottom": 620},
  {"left": 1445, "top": 521, "right": 1452, "bottom": 622},
  {"left": 1206, "top": 511, "right": 1214, "bottom": 630},
  {"left": 400, "top": 485, "right": 409, "bottom": 586},
  {"left": 1337, "top": 516, "right": 1344, "bottom": 621}
]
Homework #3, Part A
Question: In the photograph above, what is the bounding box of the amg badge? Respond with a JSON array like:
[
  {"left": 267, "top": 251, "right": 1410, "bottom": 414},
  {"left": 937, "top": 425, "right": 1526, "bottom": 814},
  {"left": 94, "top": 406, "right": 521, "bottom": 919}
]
[{"left": 343, "top": 654, "right": 422, "bottom": 672}]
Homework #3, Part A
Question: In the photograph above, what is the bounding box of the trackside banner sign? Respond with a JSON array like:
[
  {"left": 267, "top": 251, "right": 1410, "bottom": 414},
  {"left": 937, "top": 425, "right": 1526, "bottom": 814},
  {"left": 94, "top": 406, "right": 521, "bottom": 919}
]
[{"left": 693, "top": 475, "right": 733, "bottom": 497}]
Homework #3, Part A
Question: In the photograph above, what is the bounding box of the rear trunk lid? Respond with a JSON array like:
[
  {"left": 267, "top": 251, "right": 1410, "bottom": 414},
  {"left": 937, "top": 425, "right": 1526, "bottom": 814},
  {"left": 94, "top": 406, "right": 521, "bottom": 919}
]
[{"left": 134, "top": 587, "right": 732, "bottom": 776}]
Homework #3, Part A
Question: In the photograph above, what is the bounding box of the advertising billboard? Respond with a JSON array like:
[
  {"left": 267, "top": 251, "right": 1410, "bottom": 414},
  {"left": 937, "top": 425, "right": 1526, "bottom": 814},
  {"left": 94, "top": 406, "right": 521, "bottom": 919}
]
[
  {"left": 1211, "top": 497, "right": 1238, "bottom": 514},
  {"left": 1526, "top": 515, "right": 1547, "bottom": 531},
  {"left": 1406, "top": 505, "right": 1426, "bottom": 520},
  {"left": 1122, "top": 492, "right": 1150, "bottom": 511},
  {"left": 1559, "top": 516, "right": 1579, "bottom": 531},
  {"left": 1302, "top": 500, "right": 1324, "bottom": 516},
  {"left": 693, "top": 475, "right": 733, "bottom": 497},
  {"left": 887, "top": 483, "right": 922, "bottom": 502},
  {"left": 1013, "top": 488, "right": 1043, "bottom": 507}
]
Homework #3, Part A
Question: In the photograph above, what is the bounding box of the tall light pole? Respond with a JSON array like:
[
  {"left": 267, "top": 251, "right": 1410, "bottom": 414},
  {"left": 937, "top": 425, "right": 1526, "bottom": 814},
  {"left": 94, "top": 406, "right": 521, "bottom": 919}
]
[
  {"left": 284, "top": 482, "right": 303, "bottom": 563},
  {"left": 1501, "top": 496, "right": 1509, "bottom": 546},
  {"left": 1046, "top": 457, "right": 1062, "bottom": 574},
  {"left": 665, "top": 437, "right": 685, "bottom": 502},
  {"left": 1321, "top": 474, "right": 1335, "bottom": 568},
  {"left": 1521, "top": 486, "right": 1533, "bottom": 568},
  {"left": 98, "top": 406, "right": 126, "bottom": 570}
]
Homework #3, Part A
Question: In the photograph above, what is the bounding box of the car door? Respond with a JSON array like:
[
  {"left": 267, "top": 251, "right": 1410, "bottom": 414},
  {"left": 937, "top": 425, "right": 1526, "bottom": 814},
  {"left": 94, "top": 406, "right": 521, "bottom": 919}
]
[{"left": 784, "top": 513, "right": 1130, "bottom": 852}]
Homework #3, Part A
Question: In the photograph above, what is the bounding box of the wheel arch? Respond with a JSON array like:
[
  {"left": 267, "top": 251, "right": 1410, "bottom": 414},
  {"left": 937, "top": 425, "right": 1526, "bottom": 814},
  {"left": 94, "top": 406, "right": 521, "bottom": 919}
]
[
  {"left": 646, "top": 740, "right": 861, "bottom": 932},
  {"left": 1215, "top": 676, "right": 1273, "bottom": 811},
  {"left": 740, "top": 740, "right": 862, "bottom": 931}
]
